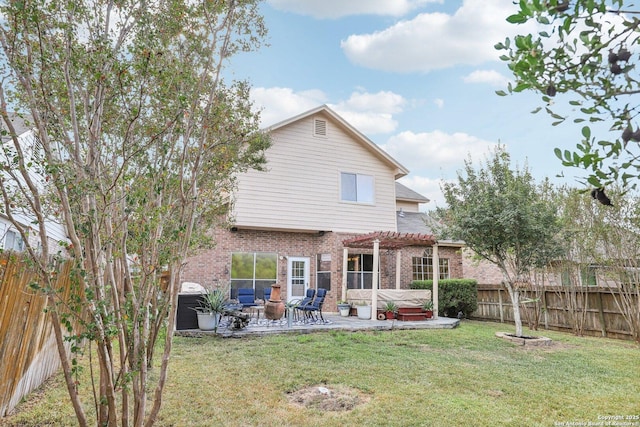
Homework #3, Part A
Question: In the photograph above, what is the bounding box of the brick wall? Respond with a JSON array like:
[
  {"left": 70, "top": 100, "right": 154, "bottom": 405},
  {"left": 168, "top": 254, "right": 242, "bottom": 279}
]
[
  {"left": 399, "top": 245, "right": 465, "bottom": 286},
  {"left": 460, "top": 247, "right": 503, "bottom": 285},
  {"left": 181, "top": 228, "right": 467, "bottom": 311}
]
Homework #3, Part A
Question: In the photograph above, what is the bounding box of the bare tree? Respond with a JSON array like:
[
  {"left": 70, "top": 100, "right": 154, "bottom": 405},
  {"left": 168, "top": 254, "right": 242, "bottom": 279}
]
[{"left": 0, "top": 1, "right": 269, "bottom": 426}]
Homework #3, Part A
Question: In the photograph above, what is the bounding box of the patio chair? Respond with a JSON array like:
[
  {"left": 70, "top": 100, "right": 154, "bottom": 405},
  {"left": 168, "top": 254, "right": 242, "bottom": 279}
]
[
  {"left": 237, "top": 288, "right": 258, "bottom": 308},
  {"left": 263, "top": 287, "right": 271, "bottom": 302},
  {"left": 298, "top": 292, "right": 326, "bottom": 323},
  {"left": 293, "top": 289, "right": 316, "bottom": 321}
]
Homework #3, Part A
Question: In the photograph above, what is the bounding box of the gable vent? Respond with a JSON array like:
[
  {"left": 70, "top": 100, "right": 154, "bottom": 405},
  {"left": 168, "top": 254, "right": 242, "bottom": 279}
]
[{"left": 313, "top": 119, "right": 327, "bottom": 137}]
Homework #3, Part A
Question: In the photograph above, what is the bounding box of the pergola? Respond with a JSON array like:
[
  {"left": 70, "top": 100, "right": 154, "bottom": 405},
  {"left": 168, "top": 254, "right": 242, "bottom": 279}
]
[{"left": 341, "top": 231, "right": 440, "bottom": 318}]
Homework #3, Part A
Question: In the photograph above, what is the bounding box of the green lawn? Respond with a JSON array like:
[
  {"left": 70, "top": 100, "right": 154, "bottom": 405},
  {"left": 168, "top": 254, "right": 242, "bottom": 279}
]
[{"left": 2, "top": 321, "right": 639, "bottom": 427}]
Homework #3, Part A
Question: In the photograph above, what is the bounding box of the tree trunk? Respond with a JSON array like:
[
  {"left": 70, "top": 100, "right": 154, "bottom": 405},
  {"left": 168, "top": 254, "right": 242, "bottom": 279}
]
[{"left": 504, "top": 281, "right": 523, "bottom": 337}]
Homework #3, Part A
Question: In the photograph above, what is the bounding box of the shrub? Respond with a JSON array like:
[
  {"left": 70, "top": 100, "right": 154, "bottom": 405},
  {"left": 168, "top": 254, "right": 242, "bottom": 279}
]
[{"left": 411, "top": 279, "right": 478, "bottom": 318}]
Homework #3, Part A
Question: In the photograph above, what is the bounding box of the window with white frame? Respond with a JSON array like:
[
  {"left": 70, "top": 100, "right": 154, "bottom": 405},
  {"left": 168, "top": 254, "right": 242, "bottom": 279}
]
[
  {"left": 4, "top": 229, "right": 25, "bottom": 252},
  {"left": 347, "top": 253, "right": 373, "bottom": 289},
  {"left": 230, "top": 252, "right": 277, "bottom": 299},
  {"left": 340, "top": 172, "right": 374, "bottom": 203},
  {"left": 412, "top": 248, "right": 449, "bottom": 281},
  {"left": 316, "top": 254, "right": 332, "bottom": 291}
]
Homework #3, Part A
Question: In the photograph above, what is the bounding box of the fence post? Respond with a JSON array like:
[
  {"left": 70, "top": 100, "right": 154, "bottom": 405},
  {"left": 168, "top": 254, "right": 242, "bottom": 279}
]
[
  {"left": 498, "top": 285, "right": 504, "bottom": 323},
  {"left": 596, "top": 290, "right": 607, "bottom": 338},
  {"left": 542, "top": 288, "right": 549, "bottom": 330}
]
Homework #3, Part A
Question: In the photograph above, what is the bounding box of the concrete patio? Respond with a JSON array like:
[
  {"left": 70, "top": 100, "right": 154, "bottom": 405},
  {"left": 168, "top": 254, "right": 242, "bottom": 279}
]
[{"left": 174, "top": 313, "right": 460, "bottom": 338}]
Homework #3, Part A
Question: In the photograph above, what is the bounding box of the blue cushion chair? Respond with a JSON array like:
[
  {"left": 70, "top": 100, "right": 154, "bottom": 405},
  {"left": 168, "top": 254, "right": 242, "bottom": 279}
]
[
  {"left": 293, "top": 289, "right": 316, "bottom": 321},
  {"left": 299, "top": 290, "right": 326, "bottom": 323},
  {"left": 237, "top": 288, "right": 257, "bottom": 308}
]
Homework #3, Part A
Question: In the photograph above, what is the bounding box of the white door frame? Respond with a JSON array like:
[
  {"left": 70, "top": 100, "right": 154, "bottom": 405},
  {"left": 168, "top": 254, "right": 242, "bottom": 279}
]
[{"left": 287, "top": 257, "right": 310, "bottom": 303}]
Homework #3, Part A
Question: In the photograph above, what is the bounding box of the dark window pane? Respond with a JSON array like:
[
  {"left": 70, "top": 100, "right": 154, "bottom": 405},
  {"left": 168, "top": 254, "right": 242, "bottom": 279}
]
[
  {"left": 362, "top": 272, "right": 372, "bottom": 289},
  {"left": 362, "top": 254, "right": 373, "bottom": 272},
  {"left": 317, "top": 272, "right": 331, "bottom": 291},
  {"left": 230, "top": 279, "right": 253, "bottom": 299},
  {"left": 347, "top": 272, "right": 359, "bottom": 289}
]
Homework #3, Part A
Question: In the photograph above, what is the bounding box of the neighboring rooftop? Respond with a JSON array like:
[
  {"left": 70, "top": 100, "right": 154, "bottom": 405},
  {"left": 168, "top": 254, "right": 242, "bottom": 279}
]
[
  {"left": 396, "top": 182, "right": 429, "bottom": 203},
  {"left": 397, "top": 210, "right": 432, "bottom": 234}
]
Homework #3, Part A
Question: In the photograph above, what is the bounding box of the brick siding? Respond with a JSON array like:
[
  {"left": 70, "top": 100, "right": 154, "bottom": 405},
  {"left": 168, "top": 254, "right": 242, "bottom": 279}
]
[{"left": 182, "top": 228, "right": 467, "bottom": 311}]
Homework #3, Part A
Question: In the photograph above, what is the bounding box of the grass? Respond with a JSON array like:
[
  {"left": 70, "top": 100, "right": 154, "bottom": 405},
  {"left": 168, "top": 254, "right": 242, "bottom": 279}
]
[{"left": 1, "top": 321, "right": 638, "bottom": 427}]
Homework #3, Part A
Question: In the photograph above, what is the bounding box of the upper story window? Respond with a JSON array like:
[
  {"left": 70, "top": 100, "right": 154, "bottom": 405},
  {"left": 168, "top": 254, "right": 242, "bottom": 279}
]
[
  {"left": 313, "top": 119, "right": 327, "bottom": 138},
  {"left": 341, "top": 172, "right": 374, "bottom": 204}
]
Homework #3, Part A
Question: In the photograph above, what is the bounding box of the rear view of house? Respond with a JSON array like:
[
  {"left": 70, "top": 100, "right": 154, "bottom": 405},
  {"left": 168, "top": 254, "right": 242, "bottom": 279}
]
[{"left": 182, "top": 105, "right": 464, "bottom": 310}]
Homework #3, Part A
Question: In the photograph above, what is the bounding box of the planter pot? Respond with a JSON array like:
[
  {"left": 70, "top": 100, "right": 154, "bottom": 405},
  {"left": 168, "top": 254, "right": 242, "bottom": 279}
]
[
  {"left": 264, "top": 284, "right": 285, "bottom": 320},
  {"left": 197, "top": 312, "right": 219, "bottom": 331},
  {"left": 385, "top": 311, "right": 396, "bottom": 320},
  {"left": 337, "top": 304, "right": 351, "bottom": 317},
  {"left": 356, "top": 305, "right": 371, "bottom": 320},
  {"left": 424, "top": 310, "right": 433, "bottom": 319}
]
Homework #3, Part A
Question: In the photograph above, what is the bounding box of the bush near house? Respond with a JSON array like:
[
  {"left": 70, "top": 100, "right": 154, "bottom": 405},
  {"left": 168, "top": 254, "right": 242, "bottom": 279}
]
[{"left": 411, "top": 279, "right": 478, "bottom": 318}]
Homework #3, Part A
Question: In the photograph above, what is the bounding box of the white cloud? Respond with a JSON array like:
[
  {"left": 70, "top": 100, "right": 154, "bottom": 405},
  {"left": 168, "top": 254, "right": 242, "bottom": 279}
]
[
  {"left": 380, "top": 130, "right": 499, "bottom": 171},
  {"left": 334, "top": 90, "right": 406, "bottom": 114},
  {"left": 333, "top": 110, "right": 398, "bottom": 135},
  {"left": 433, "top": 98, "right": 444, "bottom": 109},
  {"left": 330, "top": 90, "right": 407, "bottom": 134},
  {"left": 251, "top": 87, "right": 407, "bottom": 135},
  {"left": 267, "top": 0, "right": 441, "bottom": 19},
  {"left": 463, "top": 70, "right": 511, "bottom": 87},
  {"left": 251, "top": 87, "right": 327, "bottom": 127},
  {"left": 341, "top": 0, "right": 533, "bottom": 72}
]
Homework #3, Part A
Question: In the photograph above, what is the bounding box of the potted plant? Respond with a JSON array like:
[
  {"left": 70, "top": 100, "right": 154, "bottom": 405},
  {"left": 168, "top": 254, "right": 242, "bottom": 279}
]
[
  {"left": 383, "top": 301, "right": 398, "bottom": 320},
  {"left": 422, "top": 299, "right": 434, "bottom": 319},
  {"left": 193, "top": 287, "right": 228, "bottom": 331},
  {"left": 355, "top": 300, "right": 371, "bottom": 320},
  {"left": 337, "top": 300, "right": 351, "bottom": 317}
]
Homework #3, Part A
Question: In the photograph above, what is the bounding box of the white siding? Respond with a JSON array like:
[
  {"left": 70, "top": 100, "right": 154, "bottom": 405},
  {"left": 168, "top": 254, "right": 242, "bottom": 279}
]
[
  {"left": 234, "top": 112, "right": 398, "bottom": 233},
  {"left": 0, "top": 129, "right": 68, "bottom": 251}
]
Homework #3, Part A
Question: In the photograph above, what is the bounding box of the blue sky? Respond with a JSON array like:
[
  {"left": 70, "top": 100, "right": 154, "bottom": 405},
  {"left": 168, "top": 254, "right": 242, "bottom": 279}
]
[{"left": 227, "top": 0, "right": 604, "bottom": 210}]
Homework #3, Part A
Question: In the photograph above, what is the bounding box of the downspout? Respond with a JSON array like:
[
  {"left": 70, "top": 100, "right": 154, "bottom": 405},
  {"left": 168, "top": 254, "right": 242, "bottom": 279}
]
[{"left": 341, "top": 247, "right": 348, "bottom": 303}]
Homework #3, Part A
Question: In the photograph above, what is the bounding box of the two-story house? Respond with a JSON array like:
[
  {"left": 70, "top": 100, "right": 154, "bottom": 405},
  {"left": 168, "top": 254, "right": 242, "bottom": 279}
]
[{"left": 181, "top": 105, "right": 465, "bottom": 311}]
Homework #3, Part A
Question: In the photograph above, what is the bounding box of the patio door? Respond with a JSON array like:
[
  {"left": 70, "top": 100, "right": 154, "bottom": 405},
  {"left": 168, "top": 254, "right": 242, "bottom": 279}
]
[{"left": 287, "top": 257, "right": 309, "bottom": 303}]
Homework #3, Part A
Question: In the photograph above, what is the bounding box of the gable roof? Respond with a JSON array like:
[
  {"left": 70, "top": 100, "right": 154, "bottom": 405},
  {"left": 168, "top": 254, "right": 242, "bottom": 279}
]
[
  {"left": 265, "top": 105, "right": 409, "bottom": 179},
  {"left": 396, "top": 182, "right": 429, "bottom": 203}
]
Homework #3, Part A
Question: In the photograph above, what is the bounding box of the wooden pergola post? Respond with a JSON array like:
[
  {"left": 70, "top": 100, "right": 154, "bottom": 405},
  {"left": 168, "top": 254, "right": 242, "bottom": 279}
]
[
  {"left": 433, "top": 242, "right": 439, "bottom": 319},
  {"left": 371, "top": 239, "right": 380, "bottom": 318}
]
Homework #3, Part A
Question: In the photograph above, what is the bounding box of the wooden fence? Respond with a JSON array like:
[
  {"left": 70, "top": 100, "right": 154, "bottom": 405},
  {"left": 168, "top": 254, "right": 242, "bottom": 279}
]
[
  {"left": 0, "top": 254, "right": 76, "bottom": 417},
  {"left": 472, "top": 284, "right": 636, "bottom": 341}
]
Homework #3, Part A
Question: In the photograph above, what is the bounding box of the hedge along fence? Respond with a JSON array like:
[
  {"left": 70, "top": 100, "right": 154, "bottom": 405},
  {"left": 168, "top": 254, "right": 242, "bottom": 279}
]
[
  {"left": 0, "top": 253, "right": 79, "bottom": 417},
  {"left": 411, "top": 279, "right": 478, "bottom": 318},
  {"left": 473, "top": 283, "right": 637, "bottom": 341}
]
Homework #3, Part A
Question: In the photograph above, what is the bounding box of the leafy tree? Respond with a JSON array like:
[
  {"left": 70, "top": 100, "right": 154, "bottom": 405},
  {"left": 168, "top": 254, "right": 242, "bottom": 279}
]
[
  {"left": 554, "top": 185, "right": 640, "bottom": 343},
  {"left": 434, "top": 147, "right": 563, "bottom": 337},
  {"left": 496, "top": 0, "right": 640, "bottom": 190},
  {"left": 0, "top": 1, "right": 269, "bottom": 426}
]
